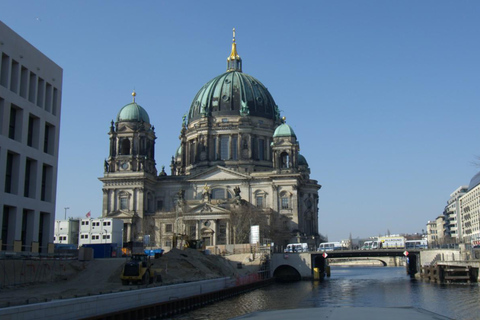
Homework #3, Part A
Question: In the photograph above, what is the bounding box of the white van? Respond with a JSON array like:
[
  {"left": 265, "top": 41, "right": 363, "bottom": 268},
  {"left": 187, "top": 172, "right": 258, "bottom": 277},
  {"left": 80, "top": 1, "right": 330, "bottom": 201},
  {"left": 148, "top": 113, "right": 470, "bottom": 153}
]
[
  {"left": 317, "top": 242, "right": 342, "bottom": 251},
  {"left": 284, "top": 243, "right": 309, "bottom": 253}
]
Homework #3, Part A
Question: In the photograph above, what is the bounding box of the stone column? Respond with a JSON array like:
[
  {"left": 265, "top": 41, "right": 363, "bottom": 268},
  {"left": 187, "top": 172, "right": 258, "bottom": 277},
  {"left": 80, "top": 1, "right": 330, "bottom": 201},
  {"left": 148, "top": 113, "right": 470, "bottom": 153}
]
[
  {"left": 216, "top": 136, "right": 220, "bottom": 160},
  {"left": 102, "top": 188, "right": 109, "bottom": 216},
  {"left": 238, "top": 134, "right": 242, "bottom": 159},
  {"left": 248, "top": 134, "right": 252, "bottom": 159}
]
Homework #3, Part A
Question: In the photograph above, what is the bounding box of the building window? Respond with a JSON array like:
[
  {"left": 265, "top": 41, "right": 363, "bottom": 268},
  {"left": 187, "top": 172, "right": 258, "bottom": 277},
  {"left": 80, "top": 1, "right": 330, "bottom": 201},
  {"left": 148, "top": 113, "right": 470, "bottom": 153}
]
[
  {"left": 28, "top": 71, "right": 37, "bottom": 103},
  {"left": 41, "top": 164, "right": 53, "bottom": 202},
  {"left": 281, "top": 152, "right": 290, "bottom": 168},
  {"left": 189, "top": 225, "right": 196, "bottom": 238},
  {"left": 24, "top": 158, "right": 37, "bottom": 198},
  {"left": 0, "top": 53, "right": 9, "bottom": 87},
  {"left": 44, "top": 122, "right": 55, "bottom": 155},
  {"left": 256, "top": 196, "right": 264, "bottom": 208},
  {"left": 5, "top": 152, "right": 19, "bottom": 194},
  {"left": 258, "top": 139, "right": 265, "bottom": 161},
  {"left": 120, "top": 139, "right": 130, "bottom": 155},
  {"left": 10, "top": 60, "right": 19, "bottom": 93},
  {"left": 212, "top": 188, "right": 225, "bottom": 199},
  {"left": 281, "top": 196, "right": 289, "bottom": 209},
  {"left": 166, "top": 224, "right": 173, "bottom": 232},
  {"left": 232, "top": 136, "right": 238, "bottom": 160},
  {"left": 220, "top": 136, "right": 229, "bottom": 160},
  {"left": 120, "top": 197, "right": 128, "bottom": 210},
  {"left": 37, "top": 77, "right": 45, "bottom": 108},
  {"left": 8, "top": 107, "right": 16, "bottom": 139},
  {"left": 157, "top": 200, "right": 163, "bottom": 211},
  {"left": 165, "top": 240, "right": 172, "bottom": 247},
  {"left": 27, "top": 114, "right": 39, "bottom": 148},
  {"left": 20, "top": 66, "right": 28, "bottom": 98},
  {"left": 103, "top": 221, "right": 111, "bottom": 226}
]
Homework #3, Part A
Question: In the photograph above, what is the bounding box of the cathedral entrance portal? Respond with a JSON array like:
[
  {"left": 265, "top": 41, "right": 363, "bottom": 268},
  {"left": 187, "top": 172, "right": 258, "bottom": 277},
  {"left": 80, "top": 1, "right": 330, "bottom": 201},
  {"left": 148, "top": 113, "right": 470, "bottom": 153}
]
[{"left": 201, "top": 227, "right": 214, "bottom": 247}]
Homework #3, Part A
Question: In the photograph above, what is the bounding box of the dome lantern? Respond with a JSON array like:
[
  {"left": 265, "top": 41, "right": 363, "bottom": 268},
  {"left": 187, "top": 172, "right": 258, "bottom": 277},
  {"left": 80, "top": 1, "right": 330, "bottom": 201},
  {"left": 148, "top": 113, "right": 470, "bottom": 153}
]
[{"left": 227, "top": 28, "right": 242, "bottom": 72}]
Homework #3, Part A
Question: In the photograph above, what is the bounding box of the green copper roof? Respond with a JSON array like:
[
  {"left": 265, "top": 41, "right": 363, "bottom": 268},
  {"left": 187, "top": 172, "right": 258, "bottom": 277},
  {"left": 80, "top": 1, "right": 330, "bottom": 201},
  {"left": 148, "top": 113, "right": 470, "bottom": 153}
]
[
  {"left": 188, "top": 71, "right": 280, "bottom": 123},
  {"left": 175, "top": 145, "right": 182, "bottom": 158},
  {"left": 117, "top": 102, "right": 150, "bottom": 124},
  {"left": 273, "top": 123, "right": 296, "bottom": 138},
  {"left": 298, "top": 154, "right": 308, "bottom": 166}
]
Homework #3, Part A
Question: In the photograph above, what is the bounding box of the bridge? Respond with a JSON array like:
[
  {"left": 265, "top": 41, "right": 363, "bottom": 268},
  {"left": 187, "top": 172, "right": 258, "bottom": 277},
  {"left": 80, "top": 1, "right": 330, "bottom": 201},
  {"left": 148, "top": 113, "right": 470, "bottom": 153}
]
[{"left": 270, "top": 249, "right": 420, "bottom": 281}]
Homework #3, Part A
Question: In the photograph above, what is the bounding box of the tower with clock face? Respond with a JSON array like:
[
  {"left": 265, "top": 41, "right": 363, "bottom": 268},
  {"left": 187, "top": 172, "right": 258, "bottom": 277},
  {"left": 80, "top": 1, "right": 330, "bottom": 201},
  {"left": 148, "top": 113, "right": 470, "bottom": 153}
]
[{"left": 99, "top": 91, "right": 158, "bottom": 243}]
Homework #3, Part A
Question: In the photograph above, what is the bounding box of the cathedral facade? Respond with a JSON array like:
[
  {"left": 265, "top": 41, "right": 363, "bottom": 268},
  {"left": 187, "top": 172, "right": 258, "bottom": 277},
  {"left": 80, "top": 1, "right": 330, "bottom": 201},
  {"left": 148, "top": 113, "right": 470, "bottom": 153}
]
[{"left": 99, "top": 32, "right": 321, "bottom": 251}]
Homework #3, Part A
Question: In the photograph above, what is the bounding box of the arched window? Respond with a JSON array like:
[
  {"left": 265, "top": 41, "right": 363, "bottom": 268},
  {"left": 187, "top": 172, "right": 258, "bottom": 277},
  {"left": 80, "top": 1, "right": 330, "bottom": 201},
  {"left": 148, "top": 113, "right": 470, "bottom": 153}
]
[
  {"left": 121, "top": 139, "right": 130, "bottom": 155},
  {"left": 211, "top": 188, "right": 225, "bottom": 199},
  {"left": 280, "top": 152, "right": 290, "bottom": 168},
  {"left": 254, "top": 190, "right": 267, "bottom": 208},
  {"left": 119, "top": 191, "right": 130, "bottom": 210},
  {"left": 281, "top": 196, "right": 289, "bottom": 209},
  {"left": 280, "top": 191, "right": 290, "bottom": 209}
]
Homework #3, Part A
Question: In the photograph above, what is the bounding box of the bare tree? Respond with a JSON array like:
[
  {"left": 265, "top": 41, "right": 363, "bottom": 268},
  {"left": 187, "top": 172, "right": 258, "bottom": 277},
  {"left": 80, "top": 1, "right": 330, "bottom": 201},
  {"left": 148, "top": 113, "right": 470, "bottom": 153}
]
[{"left": 229, "top": 200, "right": 268, "bottom": 244}]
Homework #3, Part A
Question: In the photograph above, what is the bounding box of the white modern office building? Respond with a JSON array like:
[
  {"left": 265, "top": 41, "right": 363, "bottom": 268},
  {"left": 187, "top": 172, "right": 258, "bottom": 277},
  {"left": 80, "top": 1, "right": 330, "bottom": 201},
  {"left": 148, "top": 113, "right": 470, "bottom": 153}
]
[
  {"left": 0, "top": 21, "right": 62, "bottom": 253},
  {"left": 460, "top": 172, "right": 480, "bottom": 245},
  {"left": 443, "top": 185, "right": 468, "bottom": 241}
]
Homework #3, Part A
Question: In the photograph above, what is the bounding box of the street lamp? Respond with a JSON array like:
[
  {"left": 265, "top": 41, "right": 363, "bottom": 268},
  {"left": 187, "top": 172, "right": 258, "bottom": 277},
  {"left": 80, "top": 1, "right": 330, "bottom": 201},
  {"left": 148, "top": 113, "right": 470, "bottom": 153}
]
[{"left": 64, "top": 207, "right": 70, "bottom": 220}]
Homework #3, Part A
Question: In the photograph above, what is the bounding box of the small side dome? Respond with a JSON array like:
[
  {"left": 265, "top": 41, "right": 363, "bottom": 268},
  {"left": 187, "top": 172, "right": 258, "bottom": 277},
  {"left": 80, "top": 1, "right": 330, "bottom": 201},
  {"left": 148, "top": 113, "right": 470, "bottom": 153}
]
[
  {"left": 298, "top": 154, "right": 308, "bottom": 167},
  {"left": 117, "top": 102, "right": 150, "bottom": 124},
  {"left": 116, "top": 91, "right": 150, "bottom": 124},
  {"left": 273, "top": 123, "right": 296, "bottom": 138},
  {"left": 468, "top": 171, "right": 480, "bottom": 191},
  {"left": 175, "top": 145, "right": 182, "bottom": 159}
]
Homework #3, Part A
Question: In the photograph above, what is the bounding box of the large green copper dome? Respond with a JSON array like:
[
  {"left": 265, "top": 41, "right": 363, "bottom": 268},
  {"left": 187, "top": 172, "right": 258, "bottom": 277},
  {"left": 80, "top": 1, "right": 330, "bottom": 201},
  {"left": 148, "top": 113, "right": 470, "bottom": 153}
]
[
  {"left": 187, "top": 32, "right": 280, "bottom": 124},
  {"left": 188, "top": 71, "right": 279, "bottom": 123},
  {"left": 116, "top": 92, "right": 150, "bottom": 124}
]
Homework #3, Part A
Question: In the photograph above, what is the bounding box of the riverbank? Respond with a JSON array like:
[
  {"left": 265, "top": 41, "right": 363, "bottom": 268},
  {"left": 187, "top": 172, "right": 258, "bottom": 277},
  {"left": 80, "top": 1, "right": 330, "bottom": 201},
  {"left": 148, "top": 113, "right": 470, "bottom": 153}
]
[{"left": 0, "top": 248, "right": 264, "bottom": 308}]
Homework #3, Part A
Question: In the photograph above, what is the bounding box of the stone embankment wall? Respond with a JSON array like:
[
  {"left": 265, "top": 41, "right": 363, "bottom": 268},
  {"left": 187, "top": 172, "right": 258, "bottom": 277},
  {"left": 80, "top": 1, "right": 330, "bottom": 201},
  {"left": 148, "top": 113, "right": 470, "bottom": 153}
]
[
  {"left": 418, "top": 248, "right": 480, "bottom": 282},
  {"left": 0, "top": 277, "right": 234, "bottom": 320}
]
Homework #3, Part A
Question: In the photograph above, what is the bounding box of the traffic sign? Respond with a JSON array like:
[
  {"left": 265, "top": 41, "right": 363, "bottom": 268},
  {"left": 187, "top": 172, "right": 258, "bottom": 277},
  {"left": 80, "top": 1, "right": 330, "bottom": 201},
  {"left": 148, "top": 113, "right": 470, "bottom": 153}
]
[
  {"left": 403, "top": 251, "right": 409, "bottom": 256},
  {"left": 323, "top": 252, "right": 328, "bottom": 258}
]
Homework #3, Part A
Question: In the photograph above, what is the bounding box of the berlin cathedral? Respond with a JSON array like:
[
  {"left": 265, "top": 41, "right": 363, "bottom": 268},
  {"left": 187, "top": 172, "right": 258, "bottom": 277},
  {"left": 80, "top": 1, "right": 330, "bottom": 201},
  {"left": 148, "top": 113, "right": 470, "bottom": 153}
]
[{"left": 99, "top": 31, "right": 321, "bottom": 251}]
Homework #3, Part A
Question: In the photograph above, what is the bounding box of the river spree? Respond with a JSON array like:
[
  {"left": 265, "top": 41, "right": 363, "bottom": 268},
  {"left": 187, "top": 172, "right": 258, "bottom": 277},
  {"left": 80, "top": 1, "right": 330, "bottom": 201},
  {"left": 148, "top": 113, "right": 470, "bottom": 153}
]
[{"left": 172, "top": 266, "right": 480, "bottom": 320}]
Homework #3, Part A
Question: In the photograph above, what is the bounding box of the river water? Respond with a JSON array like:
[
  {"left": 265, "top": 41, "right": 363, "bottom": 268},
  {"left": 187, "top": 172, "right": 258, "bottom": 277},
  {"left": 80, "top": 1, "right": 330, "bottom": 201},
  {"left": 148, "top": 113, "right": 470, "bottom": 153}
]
[{"left": 172, "top": 266, "right": 480, "bottom": 320}]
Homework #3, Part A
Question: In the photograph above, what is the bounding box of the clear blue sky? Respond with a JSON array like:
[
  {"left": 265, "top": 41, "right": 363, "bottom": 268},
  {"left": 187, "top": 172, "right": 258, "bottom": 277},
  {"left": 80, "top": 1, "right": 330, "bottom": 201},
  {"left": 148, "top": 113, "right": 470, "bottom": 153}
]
[{"left": 2, "top": 1, "right": 480, "bottom": 241}]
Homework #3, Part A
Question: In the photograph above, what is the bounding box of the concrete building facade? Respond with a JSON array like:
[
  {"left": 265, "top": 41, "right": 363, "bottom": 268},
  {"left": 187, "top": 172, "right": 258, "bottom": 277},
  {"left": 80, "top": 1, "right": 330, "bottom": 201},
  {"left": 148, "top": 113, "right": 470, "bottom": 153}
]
[
  {"left": 443, "top": 185, "right": 468, "bottom": 241},
  {"left": 460, "top": 172, "right": 480, "bottom": 245},
  {"left": 0, "top": 21, "right": 62, "bottom": 253}
]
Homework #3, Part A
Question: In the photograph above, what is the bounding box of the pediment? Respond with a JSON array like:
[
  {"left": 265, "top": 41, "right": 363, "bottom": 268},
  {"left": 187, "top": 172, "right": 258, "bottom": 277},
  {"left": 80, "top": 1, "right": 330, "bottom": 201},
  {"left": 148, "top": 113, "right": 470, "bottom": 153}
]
[
  {"left": 107, "top": 210, "right": 135, "bottom": 219},
  {"left": 188, "top": 166, "right": 250, "bottom": 182},
  {"left": 185, "top": 202, "right": 231, "bottom": 215}
]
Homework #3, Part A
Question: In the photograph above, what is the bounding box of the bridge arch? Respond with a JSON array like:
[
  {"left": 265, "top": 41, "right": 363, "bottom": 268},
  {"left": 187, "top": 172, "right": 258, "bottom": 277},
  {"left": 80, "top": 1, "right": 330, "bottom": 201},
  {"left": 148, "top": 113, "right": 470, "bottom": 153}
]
[{"left": 273, "top": 265, "right": 302, "bottom": 282}]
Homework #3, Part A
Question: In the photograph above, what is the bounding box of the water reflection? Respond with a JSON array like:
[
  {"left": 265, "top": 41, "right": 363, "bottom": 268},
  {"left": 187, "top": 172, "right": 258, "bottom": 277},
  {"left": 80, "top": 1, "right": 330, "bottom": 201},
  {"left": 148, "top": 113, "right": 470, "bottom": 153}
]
[{"left": 172, "top": 266, "right": 480, "bottom": 320}]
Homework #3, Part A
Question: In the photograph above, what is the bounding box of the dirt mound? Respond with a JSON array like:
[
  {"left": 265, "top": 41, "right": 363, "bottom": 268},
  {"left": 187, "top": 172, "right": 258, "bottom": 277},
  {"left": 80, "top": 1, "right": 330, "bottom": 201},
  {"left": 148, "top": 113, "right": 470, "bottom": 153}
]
[
  {"left": 157, "top": 249, "right": 240, "bottom": 284},
  {"left": 0, "top": 250, "right": 262, "bottom": 308}
]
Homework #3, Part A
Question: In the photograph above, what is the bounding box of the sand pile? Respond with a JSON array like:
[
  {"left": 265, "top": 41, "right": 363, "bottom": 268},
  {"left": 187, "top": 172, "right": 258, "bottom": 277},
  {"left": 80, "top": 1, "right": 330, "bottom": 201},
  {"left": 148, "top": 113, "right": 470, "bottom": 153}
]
[{"left": 0, "top": 249, "right": 262, "bottom": 308}]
